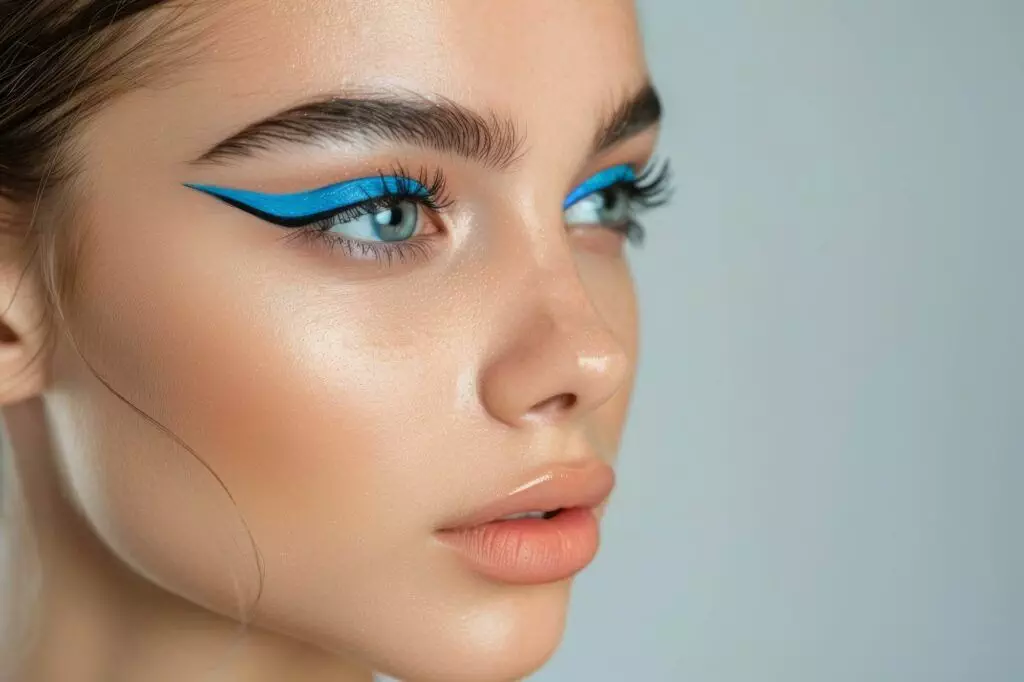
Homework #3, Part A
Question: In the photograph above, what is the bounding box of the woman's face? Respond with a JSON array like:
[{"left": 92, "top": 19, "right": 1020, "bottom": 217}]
[{"left": 44, "top": 0, "right": 659, "bottom": 679}]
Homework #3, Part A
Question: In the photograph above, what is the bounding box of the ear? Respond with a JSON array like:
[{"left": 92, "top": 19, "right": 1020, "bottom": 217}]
[{"left": 0, "top": 198, "right": 52, "bottom": 405}]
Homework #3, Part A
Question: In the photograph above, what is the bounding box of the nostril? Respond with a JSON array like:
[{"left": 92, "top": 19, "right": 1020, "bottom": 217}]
[{"left": 529, "top": 393, "right": 578, "bottom": 418}]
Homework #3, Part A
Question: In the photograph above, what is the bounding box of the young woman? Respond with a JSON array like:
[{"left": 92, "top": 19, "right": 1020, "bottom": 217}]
[{"left": 0, "top": 1, "right": 670, "bottom": 680}]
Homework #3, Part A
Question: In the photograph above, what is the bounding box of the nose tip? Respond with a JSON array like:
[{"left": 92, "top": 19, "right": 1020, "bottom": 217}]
[{"left": 480, "top": 319, "right": 631, "bottom": 428}]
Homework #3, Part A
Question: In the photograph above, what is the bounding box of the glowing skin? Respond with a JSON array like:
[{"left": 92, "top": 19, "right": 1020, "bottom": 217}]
[{"left": 0, "top": 1, "right": 662, "bottom": 681}]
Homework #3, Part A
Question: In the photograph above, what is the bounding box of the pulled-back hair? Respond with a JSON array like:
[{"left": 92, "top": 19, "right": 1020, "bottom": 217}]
[
  {"left": 1, "top": 0, "right": 212, "bottom": 312},
  {"left": 0, "top": 1, "right": 265, "bottom": 637},
  {"left": 0, "top": 1, "right": 190, "bottom": 201}
]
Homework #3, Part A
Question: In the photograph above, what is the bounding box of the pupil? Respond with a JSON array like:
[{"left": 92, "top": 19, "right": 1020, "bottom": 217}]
[{"left": 599, "top": 188, "right": 630, "bottom": 222}]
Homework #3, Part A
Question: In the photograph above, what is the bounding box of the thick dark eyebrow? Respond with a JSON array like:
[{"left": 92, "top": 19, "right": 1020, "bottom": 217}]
[
  {"left": 593, "top": 83, "right": 663, "bottom": 154},
  {"left": 192, "top": 91, "right": 525, "bottom": 169},
  {"left": 192, "top": 83, "right": 661, "bottom": 168}
]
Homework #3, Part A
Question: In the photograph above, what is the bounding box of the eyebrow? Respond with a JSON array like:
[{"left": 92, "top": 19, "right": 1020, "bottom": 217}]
[
  {"left": 594, "top": 83, "right": 662, "bottom": 153},
  {"left": 192, "top": 83, "right": 662, "bottom": 169}
]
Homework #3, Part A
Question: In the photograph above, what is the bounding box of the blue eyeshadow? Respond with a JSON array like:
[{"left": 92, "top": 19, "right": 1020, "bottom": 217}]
[
  {"left": 563, "top": 164, "right": 636, "bottom": 210},
  {"left": 188, "top": 164, "right": 636, "bottom": 224},
  {"left": 185, "top": 175, "right": 430, "bottom": 220}
]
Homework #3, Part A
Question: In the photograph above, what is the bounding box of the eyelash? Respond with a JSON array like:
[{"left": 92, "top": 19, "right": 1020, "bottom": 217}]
[
  {"left": 611, "top": 158, "right": 674, "bottom": 247},
  {"left": 279, "top": 159, "right": 674, "bottom": 263}
]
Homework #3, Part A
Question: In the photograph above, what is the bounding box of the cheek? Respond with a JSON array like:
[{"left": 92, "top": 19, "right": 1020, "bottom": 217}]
[
  {"left": 43, "top": 201, "right": 580, "bottom": 675},
  {"left": 48, "top": 220, "right": 447, "bottom": 589}
]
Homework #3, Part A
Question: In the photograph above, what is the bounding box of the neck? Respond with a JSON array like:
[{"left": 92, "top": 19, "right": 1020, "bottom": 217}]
[{"left": 0, "top": 398, "right": 374, "bottom": 682}]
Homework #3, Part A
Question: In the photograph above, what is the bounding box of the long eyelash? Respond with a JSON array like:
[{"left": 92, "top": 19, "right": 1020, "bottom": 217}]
[
  {"left": 278, "top": 163, "right": 451, "bottom": 263},
  {"left": 381, "top": 162, "right": 454, "bottom": 211},
  {"left": 628, "top": 157, "right": 674, "bottom": 209},
  {"left": 608, "top": 157, "right": 675, "bottom": 247}
]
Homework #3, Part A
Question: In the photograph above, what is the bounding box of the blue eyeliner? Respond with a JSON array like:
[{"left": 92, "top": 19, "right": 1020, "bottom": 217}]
[
  {"left": 187, "top": 163, "right": 640, "bottom": 229},
  {"left": 563, "top": 164, "right": 636, "bottom": 210},
  {"left": 185, "top": 175, "right": 430, "bottom": 222}
]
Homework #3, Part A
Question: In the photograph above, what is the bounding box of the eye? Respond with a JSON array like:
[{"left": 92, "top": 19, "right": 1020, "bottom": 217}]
[
  {"left": 319, "top": 200, "right": 422, "bottom": 242},
  {"left": 184, "top": 168, "right": 452, "bottom": 264},
  {"left": 560, "top": 160, "right": 674, "bottom": 248},
  {"left": 564, "top": 185, "right": 633, "bottom": 227},
  {"left": 563, "top": 164, "right": 638, "bottom": 229}
]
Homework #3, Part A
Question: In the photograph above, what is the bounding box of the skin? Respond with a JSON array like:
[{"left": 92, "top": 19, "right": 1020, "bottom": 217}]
[{"left": 0, "top": 1, "right": 660, "bottom": 680}]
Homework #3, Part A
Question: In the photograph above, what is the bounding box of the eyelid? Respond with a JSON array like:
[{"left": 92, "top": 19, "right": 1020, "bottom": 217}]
[
  {"left": 185, "top": 175, "right": 429, "bottom": 220},
  {"left": 562, "top": 164, "right": 637, "bottom": 210}
]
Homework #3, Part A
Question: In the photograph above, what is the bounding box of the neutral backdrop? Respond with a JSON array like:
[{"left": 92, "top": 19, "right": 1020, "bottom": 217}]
[{"left": 531, "top": 1, "right": 1022, "bottom": 681}]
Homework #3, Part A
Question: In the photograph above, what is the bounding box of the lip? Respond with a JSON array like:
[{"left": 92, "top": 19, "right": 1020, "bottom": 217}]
[{"left": 435, "top": 459, "right": 615, "bottom": 585}]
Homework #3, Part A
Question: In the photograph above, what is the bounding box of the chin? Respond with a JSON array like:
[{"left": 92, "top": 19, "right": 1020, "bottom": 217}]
[{"left": 320, "top": 579, "right": 574, "bottom": 682}]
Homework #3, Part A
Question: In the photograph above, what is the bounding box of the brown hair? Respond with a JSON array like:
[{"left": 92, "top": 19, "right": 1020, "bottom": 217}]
[
  {"left": 0, "top": 0, "right": 212, "bottom": 309},
  {"left": 0, "top": 0, "right": 265, "bottom": 633}
]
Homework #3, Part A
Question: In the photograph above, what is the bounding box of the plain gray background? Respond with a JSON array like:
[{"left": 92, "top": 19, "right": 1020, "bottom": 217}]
[{"left": 532, "top": 1, "right": 1022, "bottom": 681}]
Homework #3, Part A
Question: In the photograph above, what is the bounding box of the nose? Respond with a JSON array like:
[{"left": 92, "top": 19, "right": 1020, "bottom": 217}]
[{"left": 478, "top": 269, "right": 631, "bottom": 428}]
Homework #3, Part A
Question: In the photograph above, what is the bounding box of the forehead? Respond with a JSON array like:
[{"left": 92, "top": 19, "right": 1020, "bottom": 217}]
[
  {"left": 207, "top": 0, "right": 643, "bottom": 90},
  {"left": 130, "top": 0, "right": 647, "bottom": 148}
]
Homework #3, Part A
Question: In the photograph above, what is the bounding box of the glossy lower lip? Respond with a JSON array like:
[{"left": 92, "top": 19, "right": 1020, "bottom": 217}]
[
  {"left": 435, "top": 459, "right": 615, "bottom": 585},
  {"left": 435, "top": 507, "right": 601, "bottom": 585}
]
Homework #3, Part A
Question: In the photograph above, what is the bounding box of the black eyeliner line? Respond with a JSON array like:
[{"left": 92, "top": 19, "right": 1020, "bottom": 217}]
[{"left": 188, "top": 190, "right": 345, "bottom": 228}]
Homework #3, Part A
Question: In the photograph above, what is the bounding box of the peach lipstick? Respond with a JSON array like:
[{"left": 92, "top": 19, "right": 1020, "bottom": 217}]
[{"left": 436, "top": 459, "right": 615, "bottom": 585}]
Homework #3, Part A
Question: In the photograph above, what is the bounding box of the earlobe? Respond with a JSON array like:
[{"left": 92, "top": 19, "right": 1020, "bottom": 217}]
[{"left": 0, "top": 204, "right": 52, "bottom": 405}]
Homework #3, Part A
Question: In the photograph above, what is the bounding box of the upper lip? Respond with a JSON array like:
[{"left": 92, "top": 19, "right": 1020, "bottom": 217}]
[{"left": 437, "top": 459, "right": 616, "bottom": 531}]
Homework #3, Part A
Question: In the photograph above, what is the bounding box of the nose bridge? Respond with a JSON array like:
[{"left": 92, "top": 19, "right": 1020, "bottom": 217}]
[
  {"left": 533, "top": 255, "right": 609, "bottom": 337},
  {"left": 498, "top": 201, "right": 611, "bottom": 344}
]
